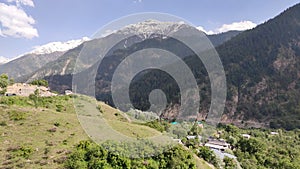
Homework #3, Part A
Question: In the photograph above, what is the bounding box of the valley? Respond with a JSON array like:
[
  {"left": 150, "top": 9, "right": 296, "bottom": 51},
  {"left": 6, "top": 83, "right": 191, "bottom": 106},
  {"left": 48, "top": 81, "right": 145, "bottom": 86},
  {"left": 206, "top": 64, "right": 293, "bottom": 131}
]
[{"left": 1, "top": 1, "right": 300, "bottom": 169}]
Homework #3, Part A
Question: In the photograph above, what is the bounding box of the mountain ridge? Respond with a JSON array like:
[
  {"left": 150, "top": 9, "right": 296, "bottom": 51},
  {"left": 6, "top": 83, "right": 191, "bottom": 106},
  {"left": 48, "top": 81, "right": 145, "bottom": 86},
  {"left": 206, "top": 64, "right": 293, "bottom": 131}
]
[
  {"left": 0, "top": 37, "right": 89, "bottom": 80},
  {"left": 3, "top": 4, "right": 300, "bottom": 129}
]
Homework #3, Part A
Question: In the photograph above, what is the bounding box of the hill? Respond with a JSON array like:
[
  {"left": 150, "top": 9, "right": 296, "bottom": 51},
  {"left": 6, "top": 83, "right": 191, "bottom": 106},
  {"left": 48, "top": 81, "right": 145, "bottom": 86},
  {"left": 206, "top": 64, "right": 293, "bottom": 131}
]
[
  {"left": 0, "top": 95, "right": 87, "bottom": 168},
  {"left": 217, "top": 3, "right": 300, "bottom": 129},
  {"left": 0, "top": 52, "right": 64, "bottom": 80},
  {"left": 0, "top": 95, "right": 299, "bottom": 168},
  {"left": 208, "top": 30, "right": 241, "bottom": 47},
  {"left": 0, "top": 38, "right": 88, "bottom": 81},
  {"left": 0, "top": 95, "right": 214, "bottom": 168}
]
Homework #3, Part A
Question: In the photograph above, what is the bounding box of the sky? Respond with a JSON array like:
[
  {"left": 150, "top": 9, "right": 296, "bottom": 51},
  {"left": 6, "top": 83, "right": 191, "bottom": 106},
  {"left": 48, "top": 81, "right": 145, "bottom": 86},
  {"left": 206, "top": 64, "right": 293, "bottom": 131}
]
[{"left": 0, "top": 0, "right": 300, "bottom": 59}]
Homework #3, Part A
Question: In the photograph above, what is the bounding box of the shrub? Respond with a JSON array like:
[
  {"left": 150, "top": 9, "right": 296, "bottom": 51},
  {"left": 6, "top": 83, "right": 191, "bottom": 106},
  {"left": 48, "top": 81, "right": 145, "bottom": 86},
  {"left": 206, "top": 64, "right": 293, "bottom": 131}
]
[
  {"left": 30, "top": 79, "right": 48, "bottom": 87},
  {"left": 223, "top": 156, "right": 237, "bottom": 169},
  {"left": 44, "top": 148, "right": 50, "bottom": 155},
  {"left": 65, "top": 141, "right": 196, "bottom": 169},
  {"left": 0, "top": 121, "right": 7, "bottom": 126},
  {"left": 9, "top": 145, "right": 34, "bottom": 159},
  {"left": 143, "top": 119, "right": 171, "bottom": 132},
  {"left": 63, "top": 140, "right": 68, "bottom": 145},
  {"left": 18, "top": 146, "right": 34, "bottom": 159},
  {"left": 198, "top": 146, "right": 218, "bottom": 166},
  {"left": 56, "top": 105, "right": 64, "bottom": 112},
  {"left": 8, "top": 110, "right": 26, "bottom": 121},
  {"left": 97, "top": 105, "right": 103, "bottom": 113},
  {"left": 54, "top": 122, "right": 60, "bottom": 127}
]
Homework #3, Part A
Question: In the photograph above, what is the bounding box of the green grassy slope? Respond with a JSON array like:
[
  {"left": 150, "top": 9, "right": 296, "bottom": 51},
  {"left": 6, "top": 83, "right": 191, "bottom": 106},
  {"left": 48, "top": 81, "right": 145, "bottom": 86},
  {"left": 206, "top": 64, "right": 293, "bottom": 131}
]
[
  {"left": 0, "top": 95, "right": 165, "bottom": 168},
  {"left": 0, "top": 96, "right": 88, "bottom": 168}
]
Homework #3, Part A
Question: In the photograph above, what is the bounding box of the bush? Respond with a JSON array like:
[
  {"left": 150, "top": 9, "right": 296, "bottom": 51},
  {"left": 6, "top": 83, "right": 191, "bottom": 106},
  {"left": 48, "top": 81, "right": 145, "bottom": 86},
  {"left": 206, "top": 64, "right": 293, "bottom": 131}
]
[
  {"left": 56, "top": 105, "right": 64, "bottom": 112},
  {"left": 30, "top": 79, "right": 48, "bottom": 87},
  {"left": 54, "top": 122, "right": 60, "bottom": 127},
  {"left": 0, "top": 121, "right": 7, "bottom": 126},
  {"left": 143, "top": 119, "right": 171, "bottom": 132},
  {"left": 198, "top": 146, "right": 218, "bottom": 166},
  {"left": 223, "top": 156, "right": 237, "bottom": 169},
  {"left": 9, "top": 145, "right": 34, "bottom": 159},
  {"left": 0, "top": 74, "right": 9, "bottom": 90},
  {"left": 9, "top": 110, "right": 26, "bottom": 121},
  {"left": 65, "top": 140, "right": 196, "bottom": 169},
  {"left": 97, "top": 105, "right": 104, "bottom": 113}
]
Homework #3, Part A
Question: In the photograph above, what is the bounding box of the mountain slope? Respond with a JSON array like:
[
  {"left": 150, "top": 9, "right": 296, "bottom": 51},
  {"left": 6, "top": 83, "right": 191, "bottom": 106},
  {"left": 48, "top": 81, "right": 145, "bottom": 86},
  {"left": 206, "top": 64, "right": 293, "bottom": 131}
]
[
  {"left": 0, "top": 52, "right": 64, "bottom": 80},
  {"left": 23, "top": 20, "right": 238, "bottom": 84},
  {"left": 0, "top": 95, "right": 179, "bottom": 168},
  {"left": 0, "top": 56, "right": 9, "bottom": 65},
  {"left": 19, "top": 3, "right": 300, "bottom": 129},
  {"left": 0, "top": 38, "right": 89, "bottom": 80},
  {"left": 208, "top": 30, "right": 241, "bottom": 47},
  {"left": 217, "top": 3, "right": 300, "bottom": 129}
]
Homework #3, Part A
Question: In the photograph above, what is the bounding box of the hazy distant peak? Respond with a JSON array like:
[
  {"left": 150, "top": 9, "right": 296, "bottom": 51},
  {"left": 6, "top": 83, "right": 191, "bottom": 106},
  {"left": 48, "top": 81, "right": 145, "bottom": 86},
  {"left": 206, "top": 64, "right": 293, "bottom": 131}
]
[
  {"left": 0, "top": 56, "right": 9, "bottom": 64},
  {"left": 29, "top": 37, "right": 90, "bottom": 55}
]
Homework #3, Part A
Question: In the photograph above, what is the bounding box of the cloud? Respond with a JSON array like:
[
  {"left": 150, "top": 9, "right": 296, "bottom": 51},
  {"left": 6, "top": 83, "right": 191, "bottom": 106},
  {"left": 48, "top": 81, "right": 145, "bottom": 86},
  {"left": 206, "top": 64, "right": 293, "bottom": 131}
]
[
  {"left": 196, "top": 26, "right": 214, "bottom": 35},
  {"left": 99, "top": 29, "right": 117, "bottom": 38},
  {"left": 0, "top": 2, "right": 38, "bottom": 39},
  {"left": 6, "top": 0, "right": 34, "bottom": 7},
  {"left": 133, "top": 0, "right": 143, "bottom": 3},
  {"left": 0, "top": 56, "right": 10, "bottom": 63},
  {"left": 216, "top": 21, "right": 257, "bottom": 33},
  {"left": 197, "top": 21, "right": 257, "bottom": 35}
]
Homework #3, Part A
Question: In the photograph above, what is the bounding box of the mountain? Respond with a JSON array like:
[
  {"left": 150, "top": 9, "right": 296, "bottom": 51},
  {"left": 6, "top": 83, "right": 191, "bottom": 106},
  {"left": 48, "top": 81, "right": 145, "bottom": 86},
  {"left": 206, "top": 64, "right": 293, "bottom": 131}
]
[
  {"left": 208, "top": 30, "right": 241, "bottom": 47},
  {"left": 0, "top": 56, "right": 9, "bottom": 65},
  {"left": 0, "top": 37, "right": 89, "bottom": 80},
  {"left": 18, "top": 3, "right": 300, "bottom": 130},
  {"left": 0, "top": 52, "right": 64, "bottom": 80},
  {"left": 23, "top": 20, "right": 237, "bottom": 83},
  {"left": 216, "top": 3, "right": 300, "bottom": 129},
  {"left": 29, "top": 37, "right": 90, "bottom": 55},
  {"left": 2, "top": 20, "right": 236, "bottom": 78},
  {"left": 114, "top": 19, "right": 189, "bottom": 38}
]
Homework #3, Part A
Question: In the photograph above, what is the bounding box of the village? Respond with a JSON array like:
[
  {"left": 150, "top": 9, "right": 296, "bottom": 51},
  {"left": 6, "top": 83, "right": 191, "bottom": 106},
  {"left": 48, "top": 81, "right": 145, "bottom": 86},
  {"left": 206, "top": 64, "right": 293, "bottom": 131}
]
[{"left": 171, "top": 120, "right": 280, "bottom": 168}]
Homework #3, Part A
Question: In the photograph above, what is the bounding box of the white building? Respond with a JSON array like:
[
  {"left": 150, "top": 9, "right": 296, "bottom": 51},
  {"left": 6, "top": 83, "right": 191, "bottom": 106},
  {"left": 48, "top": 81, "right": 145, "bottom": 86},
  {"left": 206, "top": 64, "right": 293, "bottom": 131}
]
[
  {"left": 241, "top": 134, "right": 251, "bottom": 139},
  {"left": 65, "top": 90, "right": 73, "bottom": 95},
  {"left": 270, "top": 132, "right": 279, "bottom": 135},
  {"left": 205, "top": 139, "right": 230, "bottom": 152},
  {"left": 173, "top": 139, "right": 183, "bottom": 145}
]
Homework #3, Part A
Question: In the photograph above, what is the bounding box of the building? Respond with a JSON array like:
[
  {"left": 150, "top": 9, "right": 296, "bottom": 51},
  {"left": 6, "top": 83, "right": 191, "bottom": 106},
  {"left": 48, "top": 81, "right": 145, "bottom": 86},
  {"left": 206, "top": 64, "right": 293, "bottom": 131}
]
[
  {"left": 205, "top": 139, "right": 230, "bottom": 151},
  {"left": 5, "top": 83, "right": 57, "bottom": 97},
  {"left": 270, "top": 132, "right": 279, "bottom": 135},
  {"left": 65, "top": 90, "right": 73, "bottom": 95},
  {"left": 186, "top": 135, "right": 202, "bottom": 145},
  {"left": 173, "top": 139, "right": 183, "bottom": 145},
  {"left": 212, "top": 149, "right": 237, "bottom": 160},
  {"left": 187, "top": 135, "right": 202, "bottom": 140},
  {"left": 241, "top": 134, "right": 251, "bottom": 139}
]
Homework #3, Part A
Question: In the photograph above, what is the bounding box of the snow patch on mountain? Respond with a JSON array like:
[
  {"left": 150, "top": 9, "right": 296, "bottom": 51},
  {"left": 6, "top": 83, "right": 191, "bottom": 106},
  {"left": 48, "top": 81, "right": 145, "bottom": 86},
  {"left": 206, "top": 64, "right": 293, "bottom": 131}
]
[
  {"left": 0, "top": 56, "right": 10, "bottom": 64},
  {"left": 29, "top": 37, "right": 90, "bottom": 55},
  {"left": 116, "top": 19, "right": 189, "bottom": 39}
]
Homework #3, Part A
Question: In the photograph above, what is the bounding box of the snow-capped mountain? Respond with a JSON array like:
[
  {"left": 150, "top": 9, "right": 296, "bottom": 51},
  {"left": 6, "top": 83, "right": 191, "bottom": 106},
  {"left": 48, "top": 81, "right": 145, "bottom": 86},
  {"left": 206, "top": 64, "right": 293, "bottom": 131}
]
[
  {"left": 29, "top": 37, "right": 90, "bottom": 55},
  {"left": 115, "top": 19, "right": 190, "bottom": 39},
  {"left": 0, "top": 56, "right": 9, "bottom": 64},
  {"left": 0, "top": 37, "right": 90, "bottom": 79}
]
